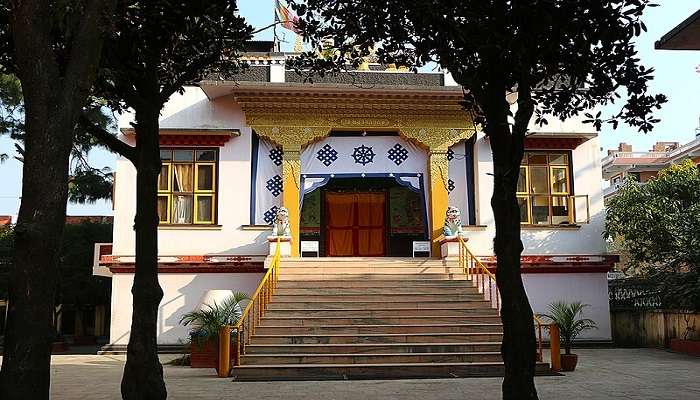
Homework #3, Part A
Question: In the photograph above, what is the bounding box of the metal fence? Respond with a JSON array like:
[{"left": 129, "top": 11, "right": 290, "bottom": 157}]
[{"left": 609, "top": 278, "right": 662, "bottom": 311}]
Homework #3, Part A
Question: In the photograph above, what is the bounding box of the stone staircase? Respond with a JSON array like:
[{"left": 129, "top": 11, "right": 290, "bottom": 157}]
[{"left": 231, "top": 258, "right": 549, "bottom": 380}]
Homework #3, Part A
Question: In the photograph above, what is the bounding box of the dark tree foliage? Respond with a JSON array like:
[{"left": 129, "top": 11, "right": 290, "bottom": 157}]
[
  {"left": 0, "top": 222, "right": 113, "bottom": 323},
  {"left": 0, "top": 224, "right": 11, "bottom": 299},
  {"left": 0, "top": 1, "right": 116, "bottom": 398},
  {"left": 82, "top": 2, "right": 253, "bottom": 398},
  {"left": 289, "top": 1, "right": 666, "bottom": 398},
  {"left": 0, "top": 73, "right": 115, "bottom": 203},
  {"left": 606, "top": 160, "right": 700, "bottom": 312},
  {"left": 58, "top": 222, "right": 113, "bottom": 309}
]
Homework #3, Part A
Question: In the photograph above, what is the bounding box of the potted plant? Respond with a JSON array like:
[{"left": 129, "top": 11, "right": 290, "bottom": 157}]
[
  {"left": 670, "top": 313, "right": 699, "bottom": 356},
  {"left": 541, "top": 301, "right": 597, "bottom": 372},
  {"left": 180, "top": 292, "right": 248, "bottom": 369}
]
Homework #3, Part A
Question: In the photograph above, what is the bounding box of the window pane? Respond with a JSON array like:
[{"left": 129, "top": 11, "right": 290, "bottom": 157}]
[
  {"left": 196, "top": 150, "right": 216, "bottom": 161},
  {"left": 171, "top": 195, "right": 193, "bottom": 224},
  {"left": 158, "top": 165, "right": 169, "bottom": 191},
  {"left": 517, "top": 197, "right": 529, "bottom": 223},
  {"left": 551, "top": 167, "right": 569, "bottom": 194},
  {"left": 173, "top": 164, "right": 194, "bottom": 192},
  {"left": 549, "top": 153, "right": 568, "bottom": 165},
  {"left": 157, "top": 196, "right": 169, "bottom": 222},
  {"left": 527, "top": 154, "right": 548, "bottom": 165},
  {"left": 160, "top": 150, "right": 172, "bottom": 161},
  {"left": 517, "top": 167, "right": 527, "bottom": 193},
  {"left": 531, "top": 195, "right": 550, "bottom": 225},
  {"left": 530, "top": 166, "right": 549, "bottom": 194},
  {"left": 196, "top": 196, "right": 213, "bottom": 222},
  {"left": 173, "top": 150, "right": 194, "bottom": 162},
  {"left": 551, "top": 196, "right": 570, "bottom": 224},
  {"left": 197, "top": 164, "right": 214, "bottom": 191}
]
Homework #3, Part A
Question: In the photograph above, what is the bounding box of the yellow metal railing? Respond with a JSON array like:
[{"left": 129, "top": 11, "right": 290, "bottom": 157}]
[
  {"left": 458, "top": 236, "right": 500, "bottom": 310},
  {"left": 457, "top": 236, "right": 544, "bottom": 363},
  {"left": 232, "top": 237, "right": 282, "bottom": 367}
]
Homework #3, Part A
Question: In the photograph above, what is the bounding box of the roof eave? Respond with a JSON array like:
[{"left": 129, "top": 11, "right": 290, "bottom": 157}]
[{"left": 655, "top": 8, "right": 700, "bottom": 50}]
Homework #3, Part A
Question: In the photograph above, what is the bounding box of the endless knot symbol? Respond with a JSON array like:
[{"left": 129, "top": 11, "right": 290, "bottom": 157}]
[
  {"left": 316, "top": 144, "right": 338, "bottom": 167},
  {"left": 268, "top": 146, "right": 283, "bottom": 166},
  {"left": 263, "top": 206, "right": 279, "bottom": 224},
  {"left": 387, "top": 143, "right": 409, "bottom": 166},
  {"left": 265, "top": 175, "right": 283, "bottom": 197}
]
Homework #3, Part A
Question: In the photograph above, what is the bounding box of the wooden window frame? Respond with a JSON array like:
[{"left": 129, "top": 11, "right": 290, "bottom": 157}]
[
  {"left": 158, "top": 148, "right": 219, "bottom": 226},
  {"left": 518, "top": 151, "right": 575, "bottom": 226}
]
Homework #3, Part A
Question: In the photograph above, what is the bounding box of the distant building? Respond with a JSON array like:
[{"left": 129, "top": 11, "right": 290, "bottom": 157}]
[
  {"left": 0, "top": 216, "right": 11, "bottom": 226},
  {"left": 602, "top": 136, "right": 700, "bottom": 202},
  {"left": 65, "top": 215, "right": 113, "bottom": 225}
]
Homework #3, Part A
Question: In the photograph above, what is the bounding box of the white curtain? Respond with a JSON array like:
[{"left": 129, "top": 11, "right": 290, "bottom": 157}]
[
  {"left": 172, "top": 164, "right": 194, "bottom": 223},
  {"left": 172, "top": 195, "right": 193, "bottom": 224}
]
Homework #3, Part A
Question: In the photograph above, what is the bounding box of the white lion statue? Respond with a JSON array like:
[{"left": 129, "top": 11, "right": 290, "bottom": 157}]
[
  {"left": 271, "top": 207, "right": 291, "bottom": 237},
  {"left": 443, "top": 206, "right": 464, "bottom": 237}
]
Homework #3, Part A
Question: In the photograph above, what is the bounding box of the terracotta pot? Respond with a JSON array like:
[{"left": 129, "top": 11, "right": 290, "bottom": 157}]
[
  {"left": 561, "top": 353, "right": 578, "bottom": 371},
  {"left": 190, "top": 338, "right": 218, "bottom": 368},
  {"left": 189, "top": 337, "right": 236, "bottom": 369},
  {"left": 51, "top": 341, "right": 68, "bottom": 353},
  {"left": 670, "top": 339, "right": 700, "bottom": 356}
]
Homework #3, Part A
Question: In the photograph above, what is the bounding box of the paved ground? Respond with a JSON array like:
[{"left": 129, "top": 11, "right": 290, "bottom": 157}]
[{"left": 40, "top": 348, "right": 700, "bottom": 399}]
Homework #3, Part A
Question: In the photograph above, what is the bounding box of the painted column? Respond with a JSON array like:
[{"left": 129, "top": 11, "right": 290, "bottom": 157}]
[
  {"left": 282, "top": 145, "right": 301, "bottom": 256},
  {"left": 428, "top": 149, "right": 450, "bottom": 257}
]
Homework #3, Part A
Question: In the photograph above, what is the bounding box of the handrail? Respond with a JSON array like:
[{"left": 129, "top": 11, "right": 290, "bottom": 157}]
[
  {"left": 533, "top": 315, "right": 544, "bottom": 362},
  {"left": 457, "top": 236, "right": 499, "bottom": 310},
  {"left": 232, "top": 237, "right": 282, "bottom": 366},
  {"left": 457, "top": 236, "right": 544, "bottom": 363}
]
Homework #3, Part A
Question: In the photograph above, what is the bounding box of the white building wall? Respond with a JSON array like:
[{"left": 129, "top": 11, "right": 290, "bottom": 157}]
[
  {"left": 110, "top": 272, "right": 263, "bottom": 345},
  {"left": 114, "top": 88, "right": 606, "bottom": 258},
  {"left": 524, "top": 273, "right": 612, "bottom": 341},
  {"left": 465, "top": 132, "right": 605, "bottom": 257},
  {"left": 108, "top": 89, "right": 612, "bottom": 345},
  {"left": 112, "top": 87, "right": 269, "bottom": 256}
]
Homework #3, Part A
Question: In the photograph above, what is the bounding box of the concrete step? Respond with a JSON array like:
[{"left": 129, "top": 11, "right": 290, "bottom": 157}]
[
  {"left": 241, "top": 352, "right": 503, "bottom": 365},
  {"left": 278, "top": 274, "right": 468, "bottom": 281},
  {"left": 244, "top": 342, "right": 503, "bottom": 354},
  {"left": 255, "top": 323, "right": 503, "bottom": 335},
  {"left": 282, "top": 258, "right": 450, "bottom": 266},
  {"left": 274, "top": 286, "right": 479, "bottom": 295},
  {"left": 266, "top": 300, "right": 492, "bottom": 310},
  {"left": 251, "top": 332, "right": 503, "bottom": 345},
  {"left": 231, "top": 361, "right": 552, "bottom": 380},
  {"left": 264, "top": 307, "right": 500, "bottom": 317},
  {"left": 261, "top": 315, "right": 502, "bottom": 326},
  {"left": 276, "top": 280, "right": 474, "bottom": 288},
  {"left": 279, "top": 266, "right": 465, "bottom": 274},
  {"left": 271, "top": 294, "right": 485, "bottom": 302}
]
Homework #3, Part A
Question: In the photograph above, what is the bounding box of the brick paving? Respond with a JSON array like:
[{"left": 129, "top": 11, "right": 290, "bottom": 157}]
[{"left": 25, "top": 348, "right": 700, "bottom": 399}]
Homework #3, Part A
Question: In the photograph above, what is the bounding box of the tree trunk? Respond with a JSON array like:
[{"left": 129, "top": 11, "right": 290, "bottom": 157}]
[
  {"left": 482, "top": 80, "right": 538, "bottom": 400},
  {"left": 0, "top": 99, "right": 74, "bottom": 400},
  {"left": 120, "top": 108, "right": 167, "bottom": 400},
  {"left": 0, "top": 2, "right": 112, "bottom": 398}
]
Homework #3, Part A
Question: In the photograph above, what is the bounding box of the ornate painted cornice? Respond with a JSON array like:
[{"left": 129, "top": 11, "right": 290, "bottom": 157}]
[{"left": 231, "top": 84, "right": 477, "bottom": 150}]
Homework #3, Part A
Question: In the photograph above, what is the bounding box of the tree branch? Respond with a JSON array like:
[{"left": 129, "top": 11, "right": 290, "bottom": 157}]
[
  {"left": 251, "top": 21, "right": 286, "bottom": 35},
  {"left": 512, "top": 76, "right": 534, "bottom": 168},
  {"left": 62, "top": 0, "right": 117, "bottom": 109},
  {"left": 78, "top": 114, "right": 136, "bottom": 163}
]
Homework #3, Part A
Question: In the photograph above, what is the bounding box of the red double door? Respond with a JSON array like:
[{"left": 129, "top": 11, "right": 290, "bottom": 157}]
[{"left": 325, "top": 192, "right": 386, "bottom": 257}]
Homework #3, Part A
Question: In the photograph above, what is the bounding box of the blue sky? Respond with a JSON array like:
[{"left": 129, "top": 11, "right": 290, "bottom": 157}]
[{"left": 0, "top": 1, "right": 698, "bottom": 218}]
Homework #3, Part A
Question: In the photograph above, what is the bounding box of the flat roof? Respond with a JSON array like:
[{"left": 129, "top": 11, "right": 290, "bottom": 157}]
[{"left": 655, "top": 8, "right": 700, "bottom": 50}]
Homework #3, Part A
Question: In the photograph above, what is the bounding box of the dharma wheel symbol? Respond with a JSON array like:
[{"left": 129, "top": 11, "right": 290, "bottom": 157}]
[{"left": 352, "top": 145, "right": 376, "bottom": 166}]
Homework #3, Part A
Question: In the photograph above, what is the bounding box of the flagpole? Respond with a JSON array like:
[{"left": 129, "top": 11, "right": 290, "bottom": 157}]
[{"left": 273, "top": 0, "right": 279, "bottom": 52}]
